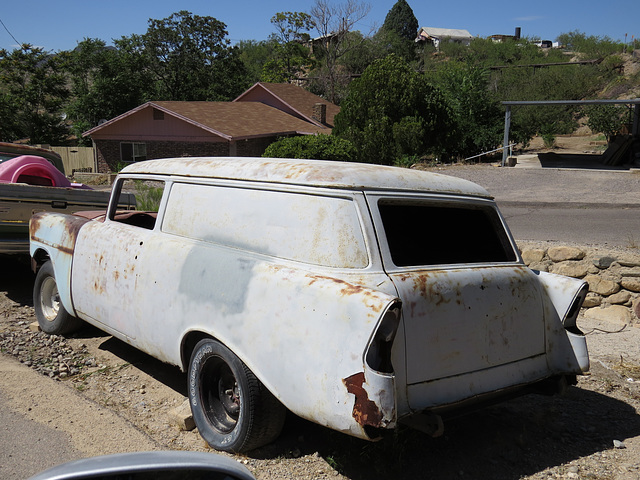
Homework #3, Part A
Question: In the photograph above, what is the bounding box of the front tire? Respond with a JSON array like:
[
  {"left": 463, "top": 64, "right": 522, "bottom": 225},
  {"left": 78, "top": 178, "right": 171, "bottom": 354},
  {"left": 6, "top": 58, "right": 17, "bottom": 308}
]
[
  {"left": 33, "top": 261, "right": 83, "bottom": 335},
  {"left": 188, "top": 338, "right": 286, "bottom": 453}
]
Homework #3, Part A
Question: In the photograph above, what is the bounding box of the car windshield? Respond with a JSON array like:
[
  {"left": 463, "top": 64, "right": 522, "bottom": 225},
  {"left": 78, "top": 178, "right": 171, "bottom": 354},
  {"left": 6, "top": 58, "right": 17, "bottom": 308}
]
[{"left": 378, "top": 199, "right": 517, "bottom": 267}]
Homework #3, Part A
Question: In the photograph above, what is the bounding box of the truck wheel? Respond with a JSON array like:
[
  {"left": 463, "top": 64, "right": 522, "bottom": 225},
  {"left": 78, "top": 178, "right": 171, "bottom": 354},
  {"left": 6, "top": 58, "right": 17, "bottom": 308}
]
[
  {"left": 188, "top": 339, "right": 286, "bottom": 453},
  {"left": 33, "top": 261, "right": 83, "bottom": 335}
]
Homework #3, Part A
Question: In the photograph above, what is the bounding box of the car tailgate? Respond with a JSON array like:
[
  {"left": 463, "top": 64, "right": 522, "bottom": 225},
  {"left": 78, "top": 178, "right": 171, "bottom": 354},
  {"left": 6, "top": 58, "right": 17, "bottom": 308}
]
[{"left": 390, "top": 266, "right": 546, "bottom": 388}]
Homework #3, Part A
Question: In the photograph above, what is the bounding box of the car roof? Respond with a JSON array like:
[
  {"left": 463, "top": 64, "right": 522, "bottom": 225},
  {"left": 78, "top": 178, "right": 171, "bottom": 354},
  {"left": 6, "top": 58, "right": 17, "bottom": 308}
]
[{"left": 120, "top": 157, "right": 492, "bottom": 198}]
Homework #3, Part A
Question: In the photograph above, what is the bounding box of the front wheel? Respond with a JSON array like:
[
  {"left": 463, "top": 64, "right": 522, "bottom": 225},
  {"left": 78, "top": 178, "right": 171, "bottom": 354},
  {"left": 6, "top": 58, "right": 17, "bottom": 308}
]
[
  {"left": 33, "top": 261, "right": 83, "bottom": 335},
  {"left": 188, "top": 339, "right": 286, "bottom": 453}
]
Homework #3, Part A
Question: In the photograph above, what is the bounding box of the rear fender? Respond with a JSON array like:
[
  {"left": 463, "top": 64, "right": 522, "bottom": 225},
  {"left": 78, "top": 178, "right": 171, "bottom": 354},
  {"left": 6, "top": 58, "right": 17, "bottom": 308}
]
[
  {"left": 29, "top": 212, "right": 91, "bottom": 316},
  {"left": 534, "top": 270, "right": 589, "bottom": 373}
]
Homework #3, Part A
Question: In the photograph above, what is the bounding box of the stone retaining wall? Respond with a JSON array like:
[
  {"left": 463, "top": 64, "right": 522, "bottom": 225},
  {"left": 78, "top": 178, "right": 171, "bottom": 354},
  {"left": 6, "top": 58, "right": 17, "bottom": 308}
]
[{"left": 519, "top": 245, "right": 640, "bottom": 324}]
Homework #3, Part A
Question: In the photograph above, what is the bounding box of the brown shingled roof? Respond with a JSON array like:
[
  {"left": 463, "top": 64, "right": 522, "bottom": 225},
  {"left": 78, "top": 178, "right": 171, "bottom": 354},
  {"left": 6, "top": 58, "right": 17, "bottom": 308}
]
[
  {"left": 153, "top": 101, "right": 329, "bottom": 138},
  {"left": 234, "top": 83, "right": 340, "bottom": 128},
  {"left": 85, "top": 101, "right": 329, "bottom": 139}
]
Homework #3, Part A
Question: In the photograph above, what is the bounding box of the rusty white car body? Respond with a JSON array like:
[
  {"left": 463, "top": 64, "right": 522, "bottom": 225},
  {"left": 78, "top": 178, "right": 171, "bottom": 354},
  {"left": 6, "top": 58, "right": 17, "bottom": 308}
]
[{"left": 29, "top": 157, "right": 589, "bottom": 452}]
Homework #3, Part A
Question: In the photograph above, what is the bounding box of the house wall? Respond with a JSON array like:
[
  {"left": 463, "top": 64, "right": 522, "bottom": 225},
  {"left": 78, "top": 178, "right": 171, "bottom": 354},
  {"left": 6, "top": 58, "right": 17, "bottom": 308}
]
[
  {"left": 93, "top": 108, "right": 220, "bottom": 141},
  {"left": 94, "top": 140, "right": 229, "bottom": 173},
  {"left": 94, "top": 137, "right": 282, "bottom": 173},
  {"left": 236, "top": 136, "right": 284, "bottom": 157}
]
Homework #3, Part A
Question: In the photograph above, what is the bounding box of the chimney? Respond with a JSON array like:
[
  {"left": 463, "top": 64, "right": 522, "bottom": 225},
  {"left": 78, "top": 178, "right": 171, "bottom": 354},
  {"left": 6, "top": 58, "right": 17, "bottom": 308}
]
[
  {"left": 515, "top": 27, "right": 521, "bottom": 40},
  {"left": 312, "top": 103, "right": 327, "bottom": 125}
]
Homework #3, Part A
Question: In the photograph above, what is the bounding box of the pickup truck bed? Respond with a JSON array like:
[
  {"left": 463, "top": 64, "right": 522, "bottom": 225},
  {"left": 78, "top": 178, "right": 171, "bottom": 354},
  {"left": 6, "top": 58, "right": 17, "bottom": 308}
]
[{"left": 0, "top": 183, "right": 135, "bottom": 254}]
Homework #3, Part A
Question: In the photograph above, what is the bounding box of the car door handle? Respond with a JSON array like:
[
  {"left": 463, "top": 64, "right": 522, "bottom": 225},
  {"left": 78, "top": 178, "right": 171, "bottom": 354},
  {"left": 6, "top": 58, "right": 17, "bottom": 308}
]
[{"left": 51, "top": 200, "right": 67, "bottom": 209}]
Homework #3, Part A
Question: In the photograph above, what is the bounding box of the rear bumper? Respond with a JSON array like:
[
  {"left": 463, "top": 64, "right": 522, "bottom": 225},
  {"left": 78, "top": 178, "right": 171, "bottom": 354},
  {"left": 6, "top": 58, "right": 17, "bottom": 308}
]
[{"left": 405, "top": 354, "right": 552, "bottom": 413}]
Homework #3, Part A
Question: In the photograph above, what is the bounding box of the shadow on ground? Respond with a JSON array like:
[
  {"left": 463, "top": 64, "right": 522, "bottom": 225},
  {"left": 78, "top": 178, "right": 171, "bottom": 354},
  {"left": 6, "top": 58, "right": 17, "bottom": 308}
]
[
  {"left": 0, "top": 255, "right": 34, "bottom": 306},
  {"left": 95, "top": 335, "right": 187, "bottom": 396},
  {"left": 537, "top": 152, "right": 634, "bottom": 170},
  {"left": 262, "top": 373, "right": 640, "bottom": 479}
]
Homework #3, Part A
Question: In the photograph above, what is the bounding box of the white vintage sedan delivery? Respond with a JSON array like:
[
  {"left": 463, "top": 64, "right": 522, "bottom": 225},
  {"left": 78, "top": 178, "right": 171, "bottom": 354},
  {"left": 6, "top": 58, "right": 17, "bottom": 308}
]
[{"left": 29, "top": 157, "right": 589, "bottom": 452}]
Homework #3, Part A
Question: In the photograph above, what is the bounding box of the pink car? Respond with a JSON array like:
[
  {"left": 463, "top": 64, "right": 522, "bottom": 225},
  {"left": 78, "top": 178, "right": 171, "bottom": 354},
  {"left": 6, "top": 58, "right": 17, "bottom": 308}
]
[{"left": 0, "top": 155, "right": 90, "bottom": 189}]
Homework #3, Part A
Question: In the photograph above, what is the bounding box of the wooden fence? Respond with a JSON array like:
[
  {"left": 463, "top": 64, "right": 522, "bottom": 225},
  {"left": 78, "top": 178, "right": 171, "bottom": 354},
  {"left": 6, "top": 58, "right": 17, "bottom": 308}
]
[{"left": 49, "top": 146, "right": 95, "bottom": 175}]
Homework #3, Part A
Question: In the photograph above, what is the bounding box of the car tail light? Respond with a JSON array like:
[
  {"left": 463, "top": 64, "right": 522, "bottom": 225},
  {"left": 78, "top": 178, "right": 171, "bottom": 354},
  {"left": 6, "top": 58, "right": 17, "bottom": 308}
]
[
  {"left": 366, "top": 304, "right": 401, "bottom": 374},
  {"left": 563, "top": 284, "right": 588, "bottom": 334}
]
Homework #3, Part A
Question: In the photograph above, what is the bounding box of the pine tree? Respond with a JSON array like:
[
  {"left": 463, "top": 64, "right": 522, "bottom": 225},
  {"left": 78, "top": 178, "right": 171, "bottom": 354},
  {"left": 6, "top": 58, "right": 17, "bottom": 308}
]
[{"left": 382, "top": 0, "right": 419, "bottom": 41}]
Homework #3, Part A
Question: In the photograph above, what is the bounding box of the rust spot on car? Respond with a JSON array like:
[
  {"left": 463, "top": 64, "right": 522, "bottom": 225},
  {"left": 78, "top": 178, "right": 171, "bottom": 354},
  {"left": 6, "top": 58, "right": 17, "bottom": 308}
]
[
  {"left": 29, "top": 214, "right": 43, "bottom": 239},
  {"left": 306, "top": 274, "right": 386, "bottom": 313},
  {"left": 398, "top": 272, "right": 454, "bottom": 306},
  {"left": 343, "top": 372, "right": 383, "bottom": 427}
]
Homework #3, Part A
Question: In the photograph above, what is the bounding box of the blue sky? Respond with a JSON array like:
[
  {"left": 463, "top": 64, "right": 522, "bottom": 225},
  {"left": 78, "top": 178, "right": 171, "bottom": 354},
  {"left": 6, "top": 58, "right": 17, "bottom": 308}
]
[{"left": 1, "top": 0, "right": 638, "bottom": 52}]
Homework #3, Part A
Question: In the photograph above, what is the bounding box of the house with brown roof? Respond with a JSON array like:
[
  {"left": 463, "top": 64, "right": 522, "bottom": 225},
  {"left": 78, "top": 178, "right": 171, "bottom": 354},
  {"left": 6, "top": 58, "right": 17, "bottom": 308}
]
[
  {"left": 234, "top": 82, "right": 340, "bottom": 128},
  {"left": 84, "top": 83, "right": 338, "bottom": 173}
]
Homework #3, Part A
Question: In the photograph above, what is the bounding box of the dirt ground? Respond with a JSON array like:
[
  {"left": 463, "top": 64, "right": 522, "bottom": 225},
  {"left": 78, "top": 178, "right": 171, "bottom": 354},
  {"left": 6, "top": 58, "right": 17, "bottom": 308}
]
[{"left": 2, "top": 137, "right": 640, "bottom": 479}]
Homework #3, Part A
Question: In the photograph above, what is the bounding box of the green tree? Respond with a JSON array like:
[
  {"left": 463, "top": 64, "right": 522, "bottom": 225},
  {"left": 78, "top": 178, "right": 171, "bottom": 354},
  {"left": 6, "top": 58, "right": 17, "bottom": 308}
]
[
  {"left": 140, "top": 10, "right": 250, "bottom": 101},
  {"left": 431, "top": 62, "right": 504, "bottom": 159},
  {"left": 263, "top": 12, "right": 314, "bottom": 82},
  {"left": 378, "top": 0, "right": 418, "bottom": 61},
  {"left": 263, "top": 134, "right": 355, "bottom": 161},
  {"left": 236, "top": 39, "right": 277, "bottom": 84},
  {"left": 381, "top": 0, "right": 418, "bottom": 41},
  {"left": 556, "top": 31, "right": 623, "bottom": 58},
  {"left": 63, "top": 38, "right": 152, "bottom": 143},
  {"left": 584, "top": 104, "right": 627, "bottom": 140},
  {"left": 0, "top": 45, "right": 69, "bottom": 143},
  {"left": 333, "top": 55, "right": 454, "bottom": 165}
]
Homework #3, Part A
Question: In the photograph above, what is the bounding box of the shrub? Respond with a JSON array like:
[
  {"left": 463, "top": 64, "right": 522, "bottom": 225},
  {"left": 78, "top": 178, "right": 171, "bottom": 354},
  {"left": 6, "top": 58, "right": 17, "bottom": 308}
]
[
  {"left": 263, "top": 134, "right": 355, "bottom": 162},
  {"left": 584, "top": 104, "right": 628, "bottom": 141}
]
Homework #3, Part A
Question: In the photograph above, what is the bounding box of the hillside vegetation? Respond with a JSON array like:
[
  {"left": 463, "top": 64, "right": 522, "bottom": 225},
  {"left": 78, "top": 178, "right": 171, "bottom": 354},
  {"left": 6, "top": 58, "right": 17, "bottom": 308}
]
[{"left": 0, "top": 5, "right": 638, "bottom": 165}]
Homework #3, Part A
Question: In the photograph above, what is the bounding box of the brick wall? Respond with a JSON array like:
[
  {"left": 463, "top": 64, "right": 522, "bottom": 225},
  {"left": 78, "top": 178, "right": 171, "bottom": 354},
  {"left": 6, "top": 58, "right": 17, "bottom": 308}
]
[
  {"left": 94, "top": 137, "right": 286, "bottom": 173},
  {"left": 236, "top": 137, "right": 283, "bottom": 157}
]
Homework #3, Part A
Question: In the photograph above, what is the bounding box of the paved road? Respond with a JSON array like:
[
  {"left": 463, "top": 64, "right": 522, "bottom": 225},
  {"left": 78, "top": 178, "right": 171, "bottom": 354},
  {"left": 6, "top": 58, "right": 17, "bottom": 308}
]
[
  {"left": 500, "top": 203, "right": 640, "bottom": 248},
  {"left": 0, "top": 353, "right": 160, "bottom": 480},
  {"left": 432, "top": 163, "right": 640, "bottom": 248},
  {"left": 0, "top": 363, "right": 81, "bottom": 479}
]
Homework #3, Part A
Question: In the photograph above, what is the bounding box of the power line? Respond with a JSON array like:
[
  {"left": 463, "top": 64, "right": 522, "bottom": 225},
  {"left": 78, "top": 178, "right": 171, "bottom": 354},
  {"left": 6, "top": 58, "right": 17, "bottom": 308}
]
[{"left": 0, "top": 16, "right": 21, "bottom": 46}]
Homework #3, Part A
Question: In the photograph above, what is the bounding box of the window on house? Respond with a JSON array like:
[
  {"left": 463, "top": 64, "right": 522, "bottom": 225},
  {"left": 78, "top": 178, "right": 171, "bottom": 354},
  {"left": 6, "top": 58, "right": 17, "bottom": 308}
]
[
  {"left": 153, "top": 108, "right": 164, "bottom": 120},
  {"left": 120, "top": 142, "right": 147, "bottom": 163}
]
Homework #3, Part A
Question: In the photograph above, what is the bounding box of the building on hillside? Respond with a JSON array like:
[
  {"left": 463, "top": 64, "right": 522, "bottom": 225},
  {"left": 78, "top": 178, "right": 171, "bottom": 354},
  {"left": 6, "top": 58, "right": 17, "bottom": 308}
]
[
  {"left": 83, "top": 83, "right": 338, "bottom": 173},
  {"left": 489, "top": 27, "right": 522, "bottom": 43},
  {"left": 415, "top": 27, "right": 473, "bottom": 50}
]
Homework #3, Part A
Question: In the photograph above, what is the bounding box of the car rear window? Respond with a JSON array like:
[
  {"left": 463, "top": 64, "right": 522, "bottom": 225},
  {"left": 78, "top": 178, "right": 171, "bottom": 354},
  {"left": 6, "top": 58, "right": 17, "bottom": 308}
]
[
  {"left": 162, "top": 183, "right": 369, "bottom": 268},
  {"left": 378, "top": 200, "right": 517, "bottom": 267}
]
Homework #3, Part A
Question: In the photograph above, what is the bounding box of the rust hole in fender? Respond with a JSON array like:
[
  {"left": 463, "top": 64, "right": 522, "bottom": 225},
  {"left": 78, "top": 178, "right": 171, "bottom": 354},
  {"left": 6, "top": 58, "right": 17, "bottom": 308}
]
[{"left": 343, "top": 372, "right": 383, "bottom": 427}]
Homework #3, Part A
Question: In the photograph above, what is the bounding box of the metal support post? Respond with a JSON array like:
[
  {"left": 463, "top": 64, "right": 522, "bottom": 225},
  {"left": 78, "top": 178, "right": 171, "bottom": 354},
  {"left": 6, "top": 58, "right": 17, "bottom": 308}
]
[{"left": 501, "top": 106, "right": 511, "bottom": 167}]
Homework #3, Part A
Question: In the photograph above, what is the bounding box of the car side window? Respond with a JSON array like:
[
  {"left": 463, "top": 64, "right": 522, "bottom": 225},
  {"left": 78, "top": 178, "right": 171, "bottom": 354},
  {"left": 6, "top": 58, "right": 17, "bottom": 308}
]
[{"left": 111, "top": 179, "right": 165, "bottom": 230}]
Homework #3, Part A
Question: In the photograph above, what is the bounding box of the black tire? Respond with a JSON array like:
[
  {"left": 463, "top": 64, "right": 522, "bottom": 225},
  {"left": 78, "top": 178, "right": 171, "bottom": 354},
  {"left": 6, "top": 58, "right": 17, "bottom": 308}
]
[
  {"left": 188, "top": 338, "right": 286, "bottom": 453},
  {"left": 33, "top": 261, "right": 83, "bottom": 335}
]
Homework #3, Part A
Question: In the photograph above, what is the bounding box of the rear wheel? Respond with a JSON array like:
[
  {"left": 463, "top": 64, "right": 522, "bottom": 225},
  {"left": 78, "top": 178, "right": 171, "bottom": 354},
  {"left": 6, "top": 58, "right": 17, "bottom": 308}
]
[
  {"left": 33, "top": 261, "right": 83, "bottom": 335},
  {"left": 188, "top": 338, "right": 286, "bottom": 453}
]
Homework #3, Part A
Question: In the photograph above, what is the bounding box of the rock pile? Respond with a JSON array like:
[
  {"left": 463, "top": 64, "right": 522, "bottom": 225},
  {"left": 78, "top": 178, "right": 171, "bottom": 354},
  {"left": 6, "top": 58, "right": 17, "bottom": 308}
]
[
  {"left": 520, "top": 245, "right": 640, "bottom": 325},
  {"left": 0, "top": 312, "right": 99, "bottom": 380}
]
